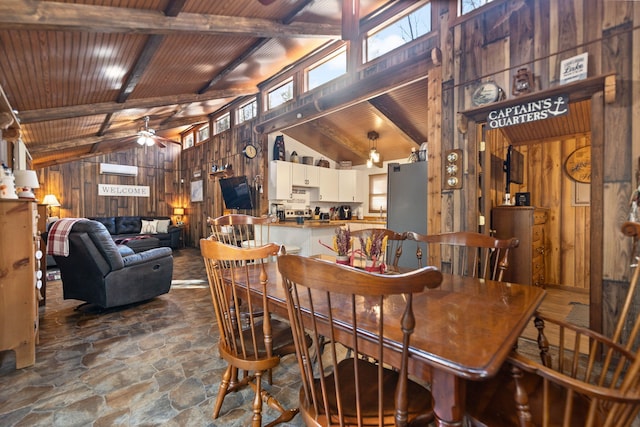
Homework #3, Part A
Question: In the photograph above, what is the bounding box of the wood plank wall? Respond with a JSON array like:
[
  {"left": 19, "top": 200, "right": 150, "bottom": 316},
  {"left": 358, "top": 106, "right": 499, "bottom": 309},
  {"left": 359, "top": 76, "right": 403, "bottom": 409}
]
[
  {"left": 180, "top": 120, "right": 266, "bottom": 247},
  {"left": 37, "top": 143, "right": 182, "bottom": 226},
  {"left": 440, "top": 0, "right": 638, "bottom": 336}
]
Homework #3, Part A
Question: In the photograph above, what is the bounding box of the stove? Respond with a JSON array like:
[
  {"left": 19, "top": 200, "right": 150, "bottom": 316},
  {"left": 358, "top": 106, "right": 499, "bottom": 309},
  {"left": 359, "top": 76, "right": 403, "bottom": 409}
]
[{"left": 284, "top": 208, "right": 312, "bottom": 219}]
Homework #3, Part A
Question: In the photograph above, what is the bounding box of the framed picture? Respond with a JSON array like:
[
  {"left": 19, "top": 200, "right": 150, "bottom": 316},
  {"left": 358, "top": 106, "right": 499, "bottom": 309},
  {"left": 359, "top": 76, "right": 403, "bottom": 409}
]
[{"left": 190, "top": 180, "right": 203, "bottom": 202}]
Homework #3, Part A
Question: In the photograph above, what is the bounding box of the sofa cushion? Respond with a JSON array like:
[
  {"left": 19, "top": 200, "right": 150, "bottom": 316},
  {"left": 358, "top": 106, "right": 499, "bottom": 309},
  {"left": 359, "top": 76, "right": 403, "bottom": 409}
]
[
  {"left": 141, "top": 219, "right": 158, "bottom": 234},
  {"left": 90, "top": 217, "right": 116, "bottom": 234},
  {"left": 115, "top": 216, "right": 142, "bottom": 235},
  {"left": 156, "top": 219, "right": 171, "bottom": 233}
]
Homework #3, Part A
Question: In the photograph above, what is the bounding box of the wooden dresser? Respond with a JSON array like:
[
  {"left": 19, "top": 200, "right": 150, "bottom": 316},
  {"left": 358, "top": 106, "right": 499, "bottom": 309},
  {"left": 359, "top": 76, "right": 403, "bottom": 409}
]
[
  {"left": 0, "top": 199, "right": 40, "bottom": 368},
  {"left": 492, "top": 206, "right": 549, "bottom": 287}
]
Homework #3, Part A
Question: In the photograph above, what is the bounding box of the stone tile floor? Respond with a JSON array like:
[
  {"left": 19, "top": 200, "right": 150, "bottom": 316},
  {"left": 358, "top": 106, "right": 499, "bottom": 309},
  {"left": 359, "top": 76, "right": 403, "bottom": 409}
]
[{"left": 0, "top": 248, "right": 305, "bottom": 427}]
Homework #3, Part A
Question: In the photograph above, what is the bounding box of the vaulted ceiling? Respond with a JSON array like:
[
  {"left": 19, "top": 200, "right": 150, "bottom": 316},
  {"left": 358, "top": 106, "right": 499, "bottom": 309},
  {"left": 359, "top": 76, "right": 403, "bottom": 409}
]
[{"left": 0, "top": 0, "right": 414, "bottom": 168}]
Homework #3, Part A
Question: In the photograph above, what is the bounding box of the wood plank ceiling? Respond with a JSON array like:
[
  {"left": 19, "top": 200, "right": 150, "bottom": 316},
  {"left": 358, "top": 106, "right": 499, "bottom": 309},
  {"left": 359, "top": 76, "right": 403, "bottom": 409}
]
[{"left": 0, "top": 0, "right": 398, "bottom": 168}]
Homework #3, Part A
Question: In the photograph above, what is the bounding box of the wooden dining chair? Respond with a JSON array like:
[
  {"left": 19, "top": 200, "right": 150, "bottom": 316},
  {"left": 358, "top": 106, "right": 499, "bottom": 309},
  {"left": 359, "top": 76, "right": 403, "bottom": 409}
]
[
  {"left": 464, "top": 221, "right": 640, "bottom": 427},
  {"left": 200, "top": 238, "right": 299, "bottom": 426},
  {"left": 351, "top": 228, "right": 407, "bottom": 271},
  {"left": 207, "top": 213, "right": 276, "bottom": 248},
  {"left": 277, "top": 254, "right": 443, "bottom": 427},
  {"left": 405, "top": 231, "right": 519, "bottom": 281}
]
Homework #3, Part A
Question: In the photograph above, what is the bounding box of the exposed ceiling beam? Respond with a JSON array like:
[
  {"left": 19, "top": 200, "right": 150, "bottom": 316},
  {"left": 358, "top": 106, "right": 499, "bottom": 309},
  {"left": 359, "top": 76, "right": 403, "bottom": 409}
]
[
  {"left": 255, "top": 56, "right": 431, "bottom": 134},
  {"left": 16, "top": 87, "right": 256, "bottom": 123},
  {"left": 197, "top": 0, "right": 313, "bottom": 94},
  {"left": 368, "top": 94, "right": 424, "bottom": 144},
  {"left": 29, "top": 114, "right": 209, "bottom": 154},
  {"left": 0, "top": 0, "right": 341, "bottom": 38},
  {"left": 308, "top": 119, "right": 370, "bottom": 160}
]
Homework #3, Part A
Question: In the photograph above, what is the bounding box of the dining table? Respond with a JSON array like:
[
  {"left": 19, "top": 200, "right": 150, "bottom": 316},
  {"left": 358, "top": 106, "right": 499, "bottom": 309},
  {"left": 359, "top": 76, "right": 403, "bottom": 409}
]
[{"left": 223, "top": 258, "right": 546, "bottom": 426}]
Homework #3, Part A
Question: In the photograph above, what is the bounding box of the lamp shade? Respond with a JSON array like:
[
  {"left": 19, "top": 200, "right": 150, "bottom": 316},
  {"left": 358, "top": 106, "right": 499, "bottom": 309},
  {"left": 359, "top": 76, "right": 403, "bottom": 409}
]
[
  {"left": 13, "top": 169, "right": 39, "bottom": 199},
  {"left": 42, "top": 194, "right": 61, "bottom": 207},
  {"left": 173, "top": 207, "right": 185, "bottom": 216},
  {"left": 13, "top": 169, "right": 40, "bottom": 189}
]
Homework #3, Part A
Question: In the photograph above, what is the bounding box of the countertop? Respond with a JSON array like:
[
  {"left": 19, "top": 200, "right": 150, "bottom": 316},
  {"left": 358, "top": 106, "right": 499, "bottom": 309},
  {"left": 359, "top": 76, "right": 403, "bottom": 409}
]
[{"left": 271, "top": 218, "right": 386, "bottom": 228}]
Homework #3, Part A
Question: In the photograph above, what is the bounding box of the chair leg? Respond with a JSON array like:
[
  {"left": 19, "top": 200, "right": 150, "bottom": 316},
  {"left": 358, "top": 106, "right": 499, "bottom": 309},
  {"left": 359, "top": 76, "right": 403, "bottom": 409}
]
[
  {"left": 213, "top": 365, "right": 232, "bottom": 419},
  {"left": 247, "top": 371, "right": 299, "bottom": 427}
]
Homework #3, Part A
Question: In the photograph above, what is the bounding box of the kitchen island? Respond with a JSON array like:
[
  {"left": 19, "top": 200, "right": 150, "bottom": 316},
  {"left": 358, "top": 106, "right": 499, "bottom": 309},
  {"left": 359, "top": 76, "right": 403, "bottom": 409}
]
[{"left": 265, "top": 219, "right": 385, "bottom": 257}]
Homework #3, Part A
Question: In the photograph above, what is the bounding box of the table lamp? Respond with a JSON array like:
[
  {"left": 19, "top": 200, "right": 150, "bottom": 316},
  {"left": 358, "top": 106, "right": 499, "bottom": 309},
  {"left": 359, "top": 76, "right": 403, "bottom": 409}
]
[
  {"left": 42, "top": 194, "right": 61, "bottom": 217},
  {"left": 13, "top": 169, "right": 40, "bottom": 199},
  {"left": 173, "top": 207, "right": 185, "bottom": 224}
]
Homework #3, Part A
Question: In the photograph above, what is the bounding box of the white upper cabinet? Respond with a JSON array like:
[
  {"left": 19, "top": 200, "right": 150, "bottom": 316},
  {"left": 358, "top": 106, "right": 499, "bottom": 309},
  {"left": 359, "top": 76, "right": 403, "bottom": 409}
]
[
  {"left": 317, "top": 167, "right": 340, "bottom": 202},
  {"left": 338, "top": 169, "right": 361, "bottom": 203},
  {"left": 291, "top": 163, "right": 319, "bottom": 187},
  {"left": 269, "top": 160, "right": 293, "bottom": 200}
]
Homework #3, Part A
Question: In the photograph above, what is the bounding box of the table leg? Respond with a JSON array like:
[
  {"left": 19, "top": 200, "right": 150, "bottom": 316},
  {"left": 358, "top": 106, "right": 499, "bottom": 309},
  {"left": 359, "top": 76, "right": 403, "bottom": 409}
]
[{"left": 431, "top": 369, "right": 465, "bottom": 426}]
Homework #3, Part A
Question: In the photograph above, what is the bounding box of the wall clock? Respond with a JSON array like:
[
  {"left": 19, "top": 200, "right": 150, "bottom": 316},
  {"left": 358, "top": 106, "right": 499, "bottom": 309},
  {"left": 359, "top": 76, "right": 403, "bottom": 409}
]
[
  {"left": 243, "top": 143, "right": 258, "bottom": 159},
  {"left": 565, "top": 146, "right": 591, "bottom": 183},
  {"left": 471, "top": 81, "right": 504, "bottom": 106}
]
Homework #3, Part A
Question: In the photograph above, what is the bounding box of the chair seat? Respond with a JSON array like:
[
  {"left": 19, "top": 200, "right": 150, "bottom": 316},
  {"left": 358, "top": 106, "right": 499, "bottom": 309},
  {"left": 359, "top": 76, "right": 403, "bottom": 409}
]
[
  {"left": 308, "top": 358, "right": 433, "bottom": 426},
  {"left": 466, "top": 363, "right": 599, "bottom": 427}
]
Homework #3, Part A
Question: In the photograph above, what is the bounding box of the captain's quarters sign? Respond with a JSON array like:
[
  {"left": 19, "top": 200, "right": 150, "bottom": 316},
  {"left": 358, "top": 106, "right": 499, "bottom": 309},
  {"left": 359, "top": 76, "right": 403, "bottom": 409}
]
[
  {"left": 98, "top": 184, "right": 150, "bottom": 197},
  {"left": 487, "top": 94, "right": 569, "bottom": 129}
]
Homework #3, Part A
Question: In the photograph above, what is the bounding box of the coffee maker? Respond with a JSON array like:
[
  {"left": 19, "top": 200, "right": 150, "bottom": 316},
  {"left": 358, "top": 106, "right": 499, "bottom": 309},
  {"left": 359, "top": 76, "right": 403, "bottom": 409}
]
[
  {"left": 338, "top": 205, "right": 352, "bottom": 220},
  {"left": 272, "top": 203, "right": 286, "bottom": 221}
]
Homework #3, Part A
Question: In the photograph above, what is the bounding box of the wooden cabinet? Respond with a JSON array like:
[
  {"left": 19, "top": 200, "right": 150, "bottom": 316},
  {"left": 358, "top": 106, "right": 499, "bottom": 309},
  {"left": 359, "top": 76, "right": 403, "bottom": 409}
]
[
  {"left": 0, "top": 199, "right": 39, "bottom": 368},
  {"left": 492, "top": 206, "right": 549, "bottom": 287}
]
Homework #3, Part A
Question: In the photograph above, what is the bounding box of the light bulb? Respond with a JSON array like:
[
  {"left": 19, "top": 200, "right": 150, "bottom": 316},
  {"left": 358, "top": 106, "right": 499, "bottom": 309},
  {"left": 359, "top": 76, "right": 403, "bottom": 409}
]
[{"left": 372, "top": 150, "right": 380, "bottom": 163}]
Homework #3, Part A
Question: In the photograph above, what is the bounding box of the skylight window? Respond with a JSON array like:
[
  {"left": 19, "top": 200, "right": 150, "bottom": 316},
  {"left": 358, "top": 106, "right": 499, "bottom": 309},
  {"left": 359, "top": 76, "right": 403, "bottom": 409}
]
[{"left": 364, "top": 3, "right": 432, "bottom": 62}]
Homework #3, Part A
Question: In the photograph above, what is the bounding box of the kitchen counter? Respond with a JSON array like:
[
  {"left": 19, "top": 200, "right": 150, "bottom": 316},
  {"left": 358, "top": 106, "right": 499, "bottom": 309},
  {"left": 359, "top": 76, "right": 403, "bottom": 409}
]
[
  {"left": 271, "top": 219, "right": 386, "bottom": 228},
  {"left": 265, "top": 219, "right": 386, "bottom": 257}
]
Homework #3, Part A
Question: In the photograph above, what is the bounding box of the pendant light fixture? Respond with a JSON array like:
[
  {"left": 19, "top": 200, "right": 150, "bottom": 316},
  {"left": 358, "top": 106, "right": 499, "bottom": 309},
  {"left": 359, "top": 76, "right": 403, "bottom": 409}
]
[{"left": 367, "top": 131, "right": 380, "bottom": 168}]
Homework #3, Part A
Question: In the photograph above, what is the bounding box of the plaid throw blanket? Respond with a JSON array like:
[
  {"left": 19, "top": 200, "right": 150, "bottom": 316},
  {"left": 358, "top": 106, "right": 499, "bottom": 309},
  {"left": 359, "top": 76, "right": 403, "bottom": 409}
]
[{"left": 46, "top": 218, "right": 84, "bottom": 257}]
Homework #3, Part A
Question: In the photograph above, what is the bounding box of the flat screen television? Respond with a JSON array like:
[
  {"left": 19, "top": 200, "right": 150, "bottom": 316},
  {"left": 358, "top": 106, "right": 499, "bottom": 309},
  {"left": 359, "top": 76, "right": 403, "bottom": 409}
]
[
  {"left": 219, "top": 176, "right": 254, "bottom": 210},
  {"left": 504, "top": 145, "right": 524, "bottom": 188}
]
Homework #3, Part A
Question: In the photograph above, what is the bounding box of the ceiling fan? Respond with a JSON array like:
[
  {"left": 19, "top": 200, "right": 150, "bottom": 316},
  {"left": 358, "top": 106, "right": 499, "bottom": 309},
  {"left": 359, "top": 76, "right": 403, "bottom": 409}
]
[{"left": 132, "top": 116, "right": 177, "bottom": 148}]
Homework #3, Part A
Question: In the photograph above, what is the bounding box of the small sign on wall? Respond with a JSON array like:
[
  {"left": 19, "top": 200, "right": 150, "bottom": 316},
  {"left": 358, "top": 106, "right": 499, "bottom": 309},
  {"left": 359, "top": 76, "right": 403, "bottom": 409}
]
[
  {"left": 98, "top": 184, "right": 150, "bottom": 197},
  {"left": 560, "top": 53, "right": 588, "bottom": 85}
]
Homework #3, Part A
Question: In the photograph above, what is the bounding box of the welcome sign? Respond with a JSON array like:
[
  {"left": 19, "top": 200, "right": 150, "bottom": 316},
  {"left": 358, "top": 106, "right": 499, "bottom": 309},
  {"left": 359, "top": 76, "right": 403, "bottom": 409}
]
[
  {"left": 487, "top": 94, "right": 569, "bottom": 129},
  {"left": 98, "top": 184, "right": 150, "bottom": 197}
]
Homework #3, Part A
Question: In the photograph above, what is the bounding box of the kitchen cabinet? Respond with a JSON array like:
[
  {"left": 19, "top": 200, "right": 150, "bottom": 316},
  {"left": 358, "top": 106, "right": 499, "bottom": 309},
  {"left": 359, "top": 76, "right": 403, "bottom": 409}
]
[
  {"left": 316, "top": 167, "right": 339, "bottom": 201},
  {"left": 338, "top": 169, "right": 361, "bottom": 203},
  {"left": 269, "top": 160, "right": 293, "bottom": 200},
  {"left": 291, "top": 162, "right": 319, "bottom": 187},
  {"left": 492, "top": 206, "right": 549, "bottom": 287},
  {"left": 0, "top": 200, "right": 39, "bottom": 369}
]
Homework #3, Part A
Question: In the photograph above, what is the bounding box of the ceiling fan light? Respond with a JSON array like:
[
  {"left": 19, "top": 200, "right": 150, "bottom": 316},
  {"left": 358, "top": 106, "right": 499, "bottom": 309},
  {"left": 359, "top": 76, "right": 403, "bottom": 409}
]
[
  {"left": 137, "top": 135, "right": 146, "bottom": 145},
  {"left": 145, "top": 136, "right": 154, "bottom": 146}
]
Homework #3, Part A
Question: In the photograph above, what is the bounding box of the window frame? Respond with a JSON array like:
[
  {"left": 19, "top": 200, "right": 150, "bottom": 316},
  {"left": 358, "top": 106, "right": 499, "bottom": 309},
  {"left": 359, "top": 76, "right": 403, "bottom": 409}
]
[
  {"left": 213, "top": 113, "right": 230, "bottom": 135},
  {"left": 362, "top": 2, "right": 432, "bottom": 64},
  {"left": 265, "top": 78, "right": 294, "bottom": 111},
  {"left": 196, "top": 123, "right": 210, "bottom": 143},
  {"left": 368, "top": 173, "right": 388, "bottom": 214},
  {"left": 305, "top": 46, "right": 348, "bottom": 92},
  {"left": 236, "top": 98, "right": 257, "bottom": 124}
]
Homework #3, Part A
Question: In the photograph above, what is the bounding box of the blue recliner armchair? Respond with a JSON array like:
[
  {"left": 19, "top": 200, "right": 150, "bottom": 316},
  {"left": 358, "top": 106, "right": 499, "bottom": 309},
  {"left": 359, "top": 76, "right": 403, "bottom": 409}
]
[{"left": 53, "top": 219, "right": 173, "bottom": 309}]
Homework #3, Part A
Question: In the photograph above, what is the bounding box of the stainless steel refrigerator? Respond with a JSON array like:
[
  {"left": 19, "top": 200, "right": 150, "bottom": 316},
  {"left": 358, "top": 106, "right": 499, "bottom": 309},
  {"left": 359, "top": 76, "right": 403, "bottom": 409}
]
[{"left": 386, "top": 161, "right": 428, "bottom": 269}]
